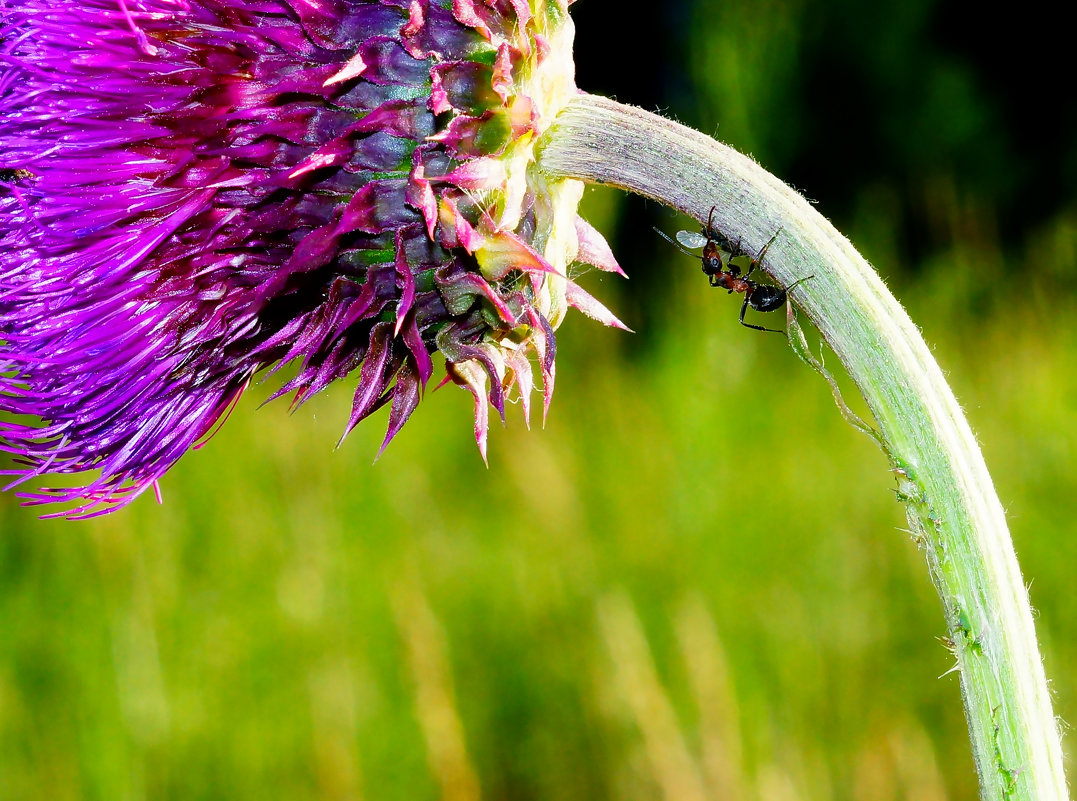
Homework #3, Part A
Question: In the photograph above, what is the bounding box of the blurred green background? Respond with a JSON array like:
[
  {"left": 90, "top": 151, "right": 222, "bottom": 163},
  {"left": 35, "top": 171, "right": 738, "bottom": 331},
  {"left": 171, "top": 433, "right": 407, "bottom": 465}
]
[{"left": 2, "top": 1, "right": 1076, "bottom": 799}]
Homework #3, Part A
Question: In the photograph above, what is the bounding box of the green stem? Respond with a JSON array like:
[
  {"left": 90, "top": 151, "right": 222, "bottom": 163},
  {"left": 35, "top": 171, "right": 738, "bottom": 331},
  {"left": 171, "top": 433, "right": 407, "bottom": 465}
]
[{"left": 536, "top": 93, "right": 1067, "bottom": 801}]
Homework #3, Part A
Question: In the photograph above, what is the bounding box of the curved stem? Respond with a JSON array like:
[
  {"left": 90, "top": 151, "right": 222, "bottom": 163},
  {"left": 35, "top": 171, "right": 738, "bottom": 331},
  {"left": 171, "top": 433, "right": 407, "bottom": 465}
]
[{"left": 537, "top": 93, "right": 1067, "bottom": 801}]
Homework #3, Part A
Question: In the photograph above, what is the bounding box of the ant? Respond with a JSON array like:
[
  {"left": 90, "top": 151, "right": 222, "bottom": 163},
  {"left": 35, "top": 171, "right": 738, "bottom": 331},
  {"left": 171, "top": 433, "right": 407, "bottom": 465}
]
[{"left": 655, "top": 207, "right": 813, "bottom": 333}]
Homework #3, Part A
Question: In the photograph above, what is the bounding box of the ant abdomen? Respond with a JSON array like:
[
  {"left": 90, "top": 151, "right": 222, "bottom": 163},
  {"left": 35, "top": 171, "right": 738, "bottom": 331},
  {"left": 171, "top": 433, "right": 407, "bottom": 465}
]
[{"left": 748, "top": 284, "right": 786, "bottom": 313}]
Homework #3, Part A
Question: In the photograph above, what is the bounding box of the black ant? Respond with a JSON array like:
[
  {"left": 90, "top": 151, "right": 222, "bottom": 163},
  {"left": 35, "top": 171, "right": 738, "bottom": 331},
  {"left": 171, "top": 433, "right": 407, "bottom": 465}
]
[{"left": 655, "top": 207, "right": 813, "bottom": 333}]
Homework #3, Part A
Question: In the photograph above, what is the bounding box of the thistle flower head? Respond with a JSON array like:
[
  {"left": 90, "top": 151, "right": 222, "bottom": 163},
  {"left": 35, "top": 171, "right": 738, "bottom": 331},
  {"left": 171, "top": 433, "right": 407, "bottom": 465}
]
[{"left": 0, "top": 0, "right": 625, "bottom": 517}]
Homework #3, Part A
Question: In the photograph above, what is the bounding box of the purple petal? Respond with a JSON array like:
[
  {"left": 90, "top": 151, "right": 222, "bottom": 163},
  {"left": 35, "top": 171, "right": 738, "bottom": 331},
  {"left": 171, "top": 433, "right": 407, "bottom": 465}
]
[
  {"left": 377, "top": 367, "right": 422, "bottom": 458},
  {"left": 575, "top": 215, "right": 627, "bottom": 277},
  {"left": 565, "top": 279, "right": 633, "bottom": 331},
  {"left": 343, "top": 322, "right": 394, "bottom": 439}
]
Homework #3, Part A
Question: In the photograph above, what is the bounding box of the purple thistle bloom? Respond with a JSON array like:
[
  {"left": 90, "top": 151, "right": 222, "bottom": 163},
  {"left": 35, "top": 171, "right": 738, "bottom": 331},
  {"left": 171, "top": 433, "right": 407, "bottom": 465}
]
[{"left": 0, "top": 0, "right": 625, "bottom": 517}]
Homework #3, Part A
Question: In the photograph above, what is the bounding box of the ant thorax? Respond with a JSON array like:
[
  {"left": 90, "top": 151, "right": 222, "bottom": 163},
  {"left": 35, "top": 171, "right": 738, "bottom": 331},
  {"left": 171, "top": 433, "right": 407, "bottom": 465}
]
[{"left": 711, "top": 272, "right": 735, "bottom": 290}]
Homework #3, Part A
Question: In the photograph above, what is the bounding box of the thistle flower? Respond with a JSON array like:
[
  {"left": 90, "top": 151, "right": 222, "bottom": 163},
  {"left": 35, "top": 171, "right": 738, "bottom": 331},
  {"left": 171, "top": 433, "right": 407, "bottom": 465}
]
[{"left": 0, "top": 0, "right": 626, "bottom": 517}]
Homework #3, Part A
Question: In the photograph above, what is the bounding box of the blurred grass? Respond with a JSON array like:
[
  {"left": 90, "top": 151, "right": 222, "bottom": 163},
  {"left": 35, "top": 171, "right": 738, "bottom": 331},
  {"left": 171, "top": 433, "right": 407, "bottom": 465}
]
[
  {"left": 4, "top": 2, "right": 1077, "bottom": 799},
  {"left": 4, "top": 185, "right": 1075, "bottom": 799}
]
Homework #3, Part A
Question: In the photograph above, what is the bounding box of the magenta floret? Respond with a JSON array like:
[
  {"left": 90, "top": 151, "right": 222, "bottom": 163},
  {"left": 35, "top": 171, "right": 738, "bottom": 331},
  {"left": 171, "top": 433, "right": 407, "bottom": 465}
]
[{"left": 0, "top": 0, "right": 619, "bottom": 517}]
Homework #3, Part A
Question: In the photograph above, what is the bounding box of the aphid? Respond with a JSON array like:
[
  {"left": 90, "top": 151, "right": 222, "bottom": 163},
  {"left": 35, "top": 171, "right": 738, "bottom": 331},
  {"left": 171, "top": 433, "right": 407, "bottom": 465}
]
[{"left": 655, "top": 207, "right": 813, "bottom": 333}]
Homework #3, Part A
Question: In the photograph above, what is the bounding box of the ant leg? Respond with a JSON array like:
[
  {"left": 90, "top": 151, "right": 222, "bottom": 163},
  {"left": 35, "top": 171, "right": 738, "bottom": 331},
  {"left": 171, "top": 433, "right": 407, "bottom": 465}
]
[
  {"left": 784, "top": 274, "right": 815, "bottom": 294},
  {"left": 739, "top": 293, "right": 783, "bottom": 334},
  {"left": 756, "top": 228, "right": 783, "bottom": 262},
  {"left": 744, "top": 228, "right": 784, "bottom": 279}
]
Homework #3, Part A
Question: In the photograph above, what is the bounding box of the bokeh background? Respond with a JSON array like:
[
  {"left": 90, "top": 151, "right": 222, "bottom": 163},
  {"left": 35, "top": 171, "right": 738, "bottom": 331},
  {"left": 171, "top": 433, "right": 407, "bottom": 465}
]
[{"left": 3, "top": 1, "right": 1076, "bottom": 799}]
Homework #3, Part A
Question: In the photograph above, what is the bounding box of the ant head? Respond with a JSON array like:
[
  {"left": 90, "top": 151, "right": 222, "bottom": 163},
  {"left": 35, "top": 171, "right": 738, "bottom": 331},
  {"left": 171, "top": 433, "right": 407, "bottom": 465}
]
[{"left": 701, "top": 242, "right": 723, "bottom": 277}]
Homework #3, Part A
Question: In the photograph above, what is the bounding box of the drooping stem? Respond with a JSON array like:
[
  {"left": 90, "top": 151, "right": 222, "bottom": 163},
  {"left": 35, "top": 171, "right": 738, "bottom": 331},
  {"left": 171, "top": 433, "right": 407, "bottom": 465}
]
[{"left": 536, "top": 93, "right": 1067, "bottom": 801}]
